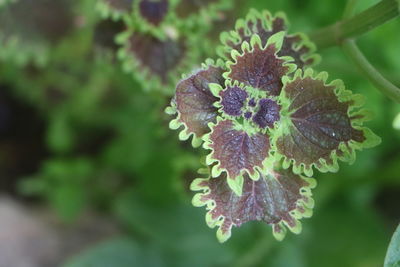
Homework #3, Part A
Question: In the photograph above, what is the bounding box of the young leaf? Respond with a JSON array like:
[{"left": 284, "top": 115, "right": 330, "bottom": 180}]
[
  {"left": 191, "top": 167, "right": 316, "bottom": 242},
  {"left": 218, "top": 9, "right": 319, "bottom": 68},
  {"left": 225, "top": 33, "right": 296, "bottom": 96},
  {"left": 168, "top": 60, "right": 225, "bottom": 147},
  {"left": 203, "top": 119, "right": 271, "bottom": 195},
  {"left": 252, "top": 98, "right": 281, "bottom": 129},
  {"left": 274, "top": 69, "right": 381, "bottom": 176}
]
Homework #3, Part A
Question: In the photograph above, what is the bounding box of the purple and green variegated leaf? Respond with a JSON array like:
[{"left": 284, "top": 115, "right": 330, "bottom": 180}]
[
  {"left": 167, "top": 59, "right": 225, "bottom": 147},
  {"left": 224, "top": 33, "right": 297, "bottom": 97},
  {"left": 117, "top": 30, "right": 199, "bottom": 94},
  {"left": 218, "top": 9, "right": 320, "bottom": 68},
  {"left": 191, "top": 167, "right": 316, "bottom": 242},
  {"left": 138, "top": 0, "right": 169, "bottom": 26},
  {"left": 203, "top": 118, "right": 271, "bottom": 195},
  {"left": 97, "top": 0, "right": 134, "bottom": 20},
  {"left": 274, "top": 69, "right": 381, "bottom": 176}
]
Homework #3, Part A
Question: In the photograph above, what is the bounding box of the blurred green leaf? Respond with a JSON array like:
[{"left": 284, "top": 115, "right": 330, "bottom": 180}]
[{"left": 385, "top": 224, "right": 400, "bottom": 267}]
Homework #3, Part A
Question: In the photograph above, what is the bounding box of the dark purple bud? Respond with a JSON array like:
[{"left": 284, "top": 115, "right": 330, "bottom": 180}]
[
  {"left": 244, "top": 112, "right": 252, "bottom": 119},
  {"left": 220, "top": 86, "right": 248, "bottom": 117},
  {"left": 248, "top": 98, "right": 257, "bottom": 107},
  {"left": 139, "top": 0, "right": 168, "bottom": 26},
  {"left": 253, "top": 98, "right": 280, "bottom": 129}
]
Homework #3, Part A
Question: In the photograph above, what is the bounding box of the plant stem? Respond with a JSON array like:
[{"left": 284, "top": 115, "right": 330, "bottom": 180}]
[
  {"left": 309, "top": 0, "right": 399, "bottom": 49},
  {"left": 342, "top": 40, "right": 400, "bottom": 102},
  {"left": 340, "top": 0, "right": 400, "bottom": 103}
]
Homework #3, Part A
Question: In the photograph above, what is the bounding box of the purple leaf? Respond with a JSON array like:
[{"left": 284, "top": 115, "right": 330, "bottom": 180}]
[
  {"left": 227, "top": 41, "right": 290, "bottom": 96},
  {"left": 139, "top": 0, "right": 169, "bottom": 26},
  {"left": 248, "top": 98, "right": 257, "bottom": 107},
  {"left": 222, "top": 10, "right": 318, "bottom": 68},
  {"left": 128, "top": 32, "right": 186, "bottom": 83},
  {"left": 252, "top": 98, "right": 280, "bottom": 129},
  {"left": 207, "top": 119, "right": 270, "bottom": 179},
  {"left": 192, "top": 168, "right": 315, "bottom": 242},
  {"left": 276, "top": 71, "right": 371, "bottom": 175},
  {"left": 219, "top": 86, "right": 248, "bottom": 117},
  {"left": 173, "top": 64, "right": 224, "bottom": 139}
]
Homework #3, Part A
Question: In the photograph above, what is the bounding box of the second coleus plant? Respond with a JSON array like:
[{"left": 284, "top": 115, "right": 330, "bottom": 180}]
[{"left": 167, "top": 9, "right": 381, "bottom": 242}]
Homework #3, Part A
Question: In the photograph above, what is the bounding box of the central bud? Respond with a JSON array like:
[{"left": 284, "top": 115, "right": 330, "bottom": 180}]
[{"left": 217, "top": 84, "right": 281, "bottom": 131}]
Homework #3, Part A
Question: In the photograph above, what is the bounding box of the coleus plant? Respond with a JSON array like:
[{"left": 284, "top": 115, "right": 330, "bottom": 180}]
[{"left": 166, "top": 9, "right": 381, "bottom": 242}]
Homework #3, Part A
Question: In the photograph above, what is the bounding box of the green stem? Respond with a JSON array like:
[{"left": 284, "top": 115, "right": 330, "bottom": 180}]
[
  {"left": 309, "top": 0, "right": 399, "bottom": 49},
  {"left": 340, "top": 0, "right": 400, "bottom": 103},
  {"left": 342, "top": 39, "right": 400, "bottom": 103}
]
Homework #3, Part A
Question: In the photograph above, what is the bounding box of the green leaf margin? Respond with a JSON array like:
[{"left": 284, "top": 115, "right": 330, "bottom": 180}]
[
  {"left": 273, "top": 68, "right": 381, "bottom": 177},
  {"left": 166, "top": 58, "right": 226, "bottom": 148},
  {"left": 202, "top": 116, "right": 276, "bottom": 196},
  {"left": 190, "top": 166, "right": 316, "bottom": 243},
  {"left": 217, "top": 9, "right": 320, "bottom": 67},
  {"left": 223, "top": 32, "right": 298, "bottom": 86},
  {"left": 116, "top": 27, "right": 200, "bottom": 95}
]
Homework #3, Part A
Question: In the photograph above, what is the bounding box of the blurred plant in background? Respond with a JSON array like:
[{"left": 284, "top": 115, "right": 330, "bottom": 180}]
[{"left": 0, "top": 0, "right": 399, "bottom": 266}]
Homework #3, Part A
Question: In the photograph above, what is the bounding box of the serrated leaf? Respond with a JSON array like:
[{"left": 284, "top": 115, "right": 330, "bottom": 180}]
[
  {"left": 219, "top": 9, "right": 319, "bottom": 68},
  {"left": 138, "top": 0, "right": 168, "bottom": 26},
  {"left": 385, "top": 224, "right": 400, "bottom": 267},
  {"left": 204, "top": 119, "right": 270, "bottom": 191},
  {"left": 170, "top": 62, "right": 224, "bottom": 146},
  {"left": 275, "top": 69, "right": 381, "bottom": 176},
  {"left": 225, "top": 32, "right": 295, "bottom": 96},
  {"left": 191, "top": 168, "right": 315, "bottom": 242},
  {"left": 128, "top": 32, "right": 185, "bottom": 83},
  {"left": 118, "top": 30, "right": 198, "bottom": 93}
]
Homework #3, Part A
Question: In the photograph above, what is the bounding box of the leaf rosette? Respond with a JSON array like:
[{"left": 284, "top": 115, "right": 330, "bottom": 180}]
[{"left": 167, "top": 8, "right": 380, "bottom": 242}]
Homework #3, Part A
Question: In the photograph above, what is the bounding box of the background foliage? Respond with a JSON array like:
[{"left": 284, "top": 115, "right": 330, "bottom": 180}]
[{"left": 0, "top": 0, "right": 399, "bottom": 266}]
